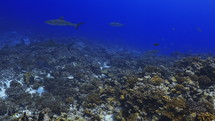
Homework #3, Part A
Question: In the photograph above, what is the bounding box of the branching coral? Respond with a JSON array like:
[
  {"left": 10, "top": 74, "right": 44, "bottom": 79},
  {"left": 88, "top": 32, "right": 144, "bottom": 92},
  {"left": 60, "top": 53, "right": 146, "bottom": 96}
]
[{"left": 197, "top": 112, "right": 215, "bottom": 121}]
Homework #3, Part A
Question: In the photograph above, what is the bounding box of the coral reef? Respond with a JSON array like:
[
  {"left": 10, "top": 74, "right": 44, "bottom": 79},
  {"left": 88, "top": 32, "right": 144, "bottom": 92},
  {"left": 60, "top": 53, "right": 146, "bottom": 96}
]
[
  {"left": 0, "top": 37, "right": 214, "bottom": 120},
  {"left": 197, "top": 112, "right": 215, "bottom": 121}
]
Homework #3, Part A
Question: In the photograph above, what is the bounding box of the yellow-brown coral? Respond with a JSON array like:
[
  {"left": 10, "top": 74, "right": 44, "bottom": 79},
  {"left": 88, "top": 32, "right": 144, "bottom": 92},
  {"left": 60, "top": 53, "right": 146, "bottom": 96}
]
[
  {"left": 166, "top": 97, "right": 186, "bottom": 109},
  {"left": 126, "top": 75, "right": 139, "bottom": 86},
  {"left": 157, "top": 97, "right": 187, "bottom": 121},
  {"left": 158, "top": 110, "right": 184, "bottom": 121},
  {"left": 197, "top": 112, "right": 215, "bottom": 121},
  {"left": 150, "top": 75, "right": 164, "bottom": 85},
  {"left": 173, "top": 84, "right": 187, "bottom": 94},
  {"left": 126, "top": 113, "right": 139, "bottom": 121}
]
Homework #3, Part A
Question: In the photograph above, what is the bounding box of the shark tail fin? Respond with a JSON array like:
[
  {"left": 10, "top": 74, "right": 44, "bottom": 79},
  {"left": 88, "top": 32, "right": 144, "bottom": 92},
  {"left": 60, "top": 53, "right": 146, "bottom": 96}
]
[{"left": 75, "top": 22, "right": 85, "bottom": 30}]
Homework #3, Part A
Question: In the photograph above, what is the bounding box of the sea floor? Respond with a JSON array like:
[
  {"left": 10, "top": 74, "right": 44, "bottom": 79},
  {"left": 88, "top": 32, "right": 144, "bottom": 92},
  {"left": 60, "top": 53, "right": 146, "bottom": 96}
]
[{"left": 0, "top": 35, "right": 215, "bottom": 121}]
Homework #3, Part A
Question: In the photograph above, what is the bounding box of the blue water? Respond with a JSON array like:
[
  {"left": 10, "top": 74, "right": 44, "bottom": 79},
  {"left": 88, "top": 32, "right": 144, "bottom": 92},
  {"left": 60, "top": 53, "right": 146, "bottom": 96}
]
[{"left": 1, "top": 0, "right": 215, "bottom": 54}]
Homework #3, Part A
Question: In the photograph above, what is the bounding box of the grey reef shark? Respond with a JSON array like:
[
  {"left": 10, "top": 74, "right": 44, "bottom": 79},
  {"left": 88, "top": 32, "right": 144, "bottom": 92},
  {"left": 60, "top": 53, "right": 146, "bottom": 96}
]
[
  {"left": 109, "top": 22, "right": 124, "bottom": 27},
  {"left": 45, "top": 17, "right": 84, "bottom": 30}
]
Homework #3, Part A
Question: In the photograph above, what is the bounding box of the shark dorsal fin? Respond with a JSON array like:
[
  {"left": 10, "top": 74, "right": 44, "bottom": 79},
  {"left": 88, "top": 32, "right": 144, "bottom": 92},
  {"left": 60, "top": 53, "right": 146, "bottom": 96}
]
[{"left": 59, "top": 16, "right": 64, "bottom": 20}]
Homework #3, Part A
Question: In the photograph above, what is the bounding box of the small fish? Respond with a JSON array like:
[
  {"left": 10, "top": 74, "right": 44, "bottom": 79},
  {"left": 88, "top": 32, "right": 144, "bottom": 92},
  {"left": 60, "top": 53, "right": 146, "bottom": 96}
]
[
  {"left": 109, "top": 22, "right": 124, "bottom": 27},
  {"left": 153, "top": 43, "right": 160, "bottom": 46},
  {"left": 45, "top": 17, "right": 84, "bottom": 30}
]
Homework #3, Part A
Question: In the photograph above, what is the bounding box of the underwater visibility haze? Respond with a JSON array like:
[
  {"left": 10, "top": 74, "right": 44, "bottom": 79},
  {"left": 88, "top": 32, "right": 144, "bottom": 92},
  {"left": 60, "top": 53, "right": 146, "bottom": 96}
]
[
  {"left": 0, "top": 0, "right": 215, "bottom": 121},
  {"left": 1, "top": 0, "right": 215, "bottom": 53}
]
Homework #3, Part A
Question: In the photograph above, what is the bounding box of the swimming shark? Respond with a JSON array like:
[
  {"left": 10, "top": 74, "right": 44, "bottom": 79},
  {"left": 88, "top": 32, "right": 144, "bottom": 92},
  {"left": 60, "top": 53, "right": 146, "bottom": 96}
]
[
  {"left": 45, "top": 17, "right": 84, "bottom": 30},
  {"left": 109, "top": 22, "right": 124, "bottom": 27}
]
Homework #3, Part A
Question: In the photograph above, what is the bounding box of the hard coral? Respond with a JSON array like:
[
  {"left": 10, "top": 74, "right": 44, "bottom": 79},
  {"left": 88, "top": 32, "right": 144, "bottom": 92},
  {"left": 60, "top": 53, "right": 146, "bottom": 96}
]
[
  {"left": 123, "top": 83, "right": 168, "bottom": 118},
  {"left": 174, "top": 57, "right": 203, "bottom": 70},
  {"left": 24, "top": 72, "right": 34, "bottom": 86},
  {"left": 85, "top": 91, "right": 102, "bottom": 105},
  {"left": 198, "top": 75, "right": 212, "bottom": 88},
  {"left": 6, "top": 81, "right": 32, "bottom": 106},
  {"left": 159, "top": 110, "right": 183, "bottom": 121},
  {"left": 196, "top": 66, "right": 215, "bottom": 88},
  {"left": 36, "top": 93, "right": 69, "bottom": 115},
  {"left": 166, "top": 97, "right": 186, "bottom": 110},
  {"left": 174, "top": 75, "right": 187, "bottom": 83},
  {"left": 197, "top": 112, "right": 215, "bottom": 121},
  {"left": 187, "top": 100, "right": 215, "bottom": 114},
  {"left": 173, "top": 84, "right": 187, "bottom": 94},
  {"left": 0, "top": 99, "right": 7, "bottom": 116},
  {"left": 126, "top": 75, "right": 139, "bottom": 87},
  {"left": 143, "top": 65, "right": 162, "bottom": 74},
  {"left": 150, "top": 75, "right": 164, "bottom": 85},
  {"left": 158, "top": 97, "right": 187, "bottom": 121},
  {"left": 126, "top": 113, "right": 139, "bottom": 121},
  {"left": 83, "top": 109, "right": 101, "bottom": 121}
]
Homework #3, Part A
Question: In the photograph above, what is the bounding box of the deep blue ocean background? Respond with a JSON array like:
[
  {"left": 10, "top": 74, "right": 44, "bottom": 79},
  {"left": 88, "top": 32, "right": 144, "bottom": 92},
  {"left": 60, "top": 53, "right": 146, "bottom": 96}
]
[{"left": 1, "top": 0, "right": 215, "bottom": 54}]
